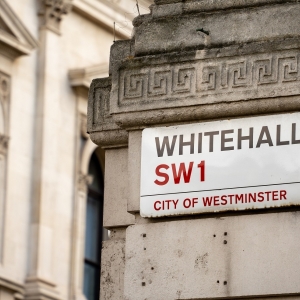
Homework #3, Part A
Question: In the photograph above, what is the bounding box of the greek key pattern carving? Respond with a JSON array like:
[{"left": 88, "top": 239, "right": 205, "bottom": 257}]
[
  {"left": 121, "top": 64, "right": 196, "bottom": 102},
  {"left": 119, "top": 51, "right": 300, "bottom": 104}
]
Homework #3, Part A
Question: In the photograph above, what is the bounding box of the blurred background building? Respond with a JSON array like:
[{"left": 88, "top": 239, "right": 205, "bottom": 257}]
[{"left": 0, "top": 0, "right": 152, "bottom": 299}]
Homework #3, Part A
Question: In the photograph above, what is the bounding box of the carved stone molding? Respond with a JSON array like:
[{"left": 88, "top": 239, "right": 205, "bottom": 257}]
[
  {"left": 88, "top": 77, "right": 129, "bottom": 148},
  {"left": 0, "top": 0, "right": 38, "bottom": 59},
  {"left": 118, "top": 51, "right": 300, "bottom": 105},
  {"left": 24, "top": 277, "right": 61, "bottom": 300},
  {"left": 38, "top": 0, "right": 72, "bottom": 33},
  {"left": 110, "top": 49, "right": 300, "bottom": 115},
  {"left": 135, "top": 2, "right": 300, "bottom": 56},
  {"left": 89, "top": 43, "right": 300, "bottom": 130},
  {"left": 0, "top": 276, "right": 24, "bottom": 298},
  {"left": 152, "top": 0, "right": 296, "bottom": 15}
]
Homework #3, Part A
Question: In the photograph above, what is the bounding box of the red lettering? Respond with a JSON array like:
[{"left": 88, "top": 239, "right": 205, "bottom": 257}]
[
  {"left": 221, "top": 195, "right": 227, "bottom": 205},
  {"left": 183, "top": 198, "right": 191, "bottom": 208},
  {"left": 173, "top": 199, "right": 179, "bottom": 209},
  {"left": 280, "top": 190, "right": 287, "bottom": 200},
  {"left": 202, "top": 197, "right": 212, "bottom": 207},
  {"left": 228, "top": 194, "right": 234, "bottom": 205},
  {"left": 197, "top": 160, "right": 205, "bottom": 182},
  {"left": 192, "top": 197, "right": 198, "bottom": 207},
  {"left": 272, "top": 191, "right": 279, "bottom": 201},
  {"left": 265, "top": 191, "right": 272, "bottom": 201},
  {"left": 235, "top": 194, "right": 243, "bottom": 203},
  {"left": 154, "top": 201, "right": 161, "bottom": 211},
  {"left": 249, "top": 193, "right": 256, "bottom": 202},
  {"left": 165, "top": 200, "right": 171, "bottom": 209},
  {"left": 257, "top": 192, "right": 264, "bottom": 202},
  {"left": 154, "top": 164, "right": 169, "bottom": 186},
  {"left": 172, "top": 162, "right": 194, "bottom": 184},
  {"left": 213, "top": 196, "right": 220, "bottom": 206}
]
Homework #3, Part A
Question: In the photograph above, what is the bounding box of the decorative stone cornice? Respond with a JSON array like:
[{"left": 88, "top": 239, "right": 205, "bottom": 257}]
[
  {"left": 38, "top": 0, "right": 72, "bottom": 34},
  {"left": 69, "top": 64, "right": 109, "bottom": 98},
  {"left": 0, "top": 0, "right": 38, "bottom": 59},
  {"left": 89, "top": 0, "right": 300, "bottom": 138},
  {"left": 135, "top": 1, "right": 300, "bottom": 56},
  {"left": 153, "top": 0, "right": 297, "bottom": 13},
  {"left": 87, "top": 77, "right": 128, "bottom": 148},
  {"left": 71, "top": 0, "right": 152, "bottom": 40},
  {"left": 0, "top": 276, "right": 24, "bottom": 297},
  {"left": 24, "top": 277, "right": 62, "bottom": 300}
]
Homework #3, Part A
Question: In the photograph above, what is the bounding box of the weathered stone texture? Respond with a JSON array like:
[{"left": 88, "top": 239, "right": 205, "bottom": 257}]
[
  {"left": 88, "top": 77, "right": 128, "bottom": 148},
  {"left": 104, "top": 148, "right": 135, "bottom": 228},
  {"left": 136, "top": 3, "right": 300, "bottom": 55},
  {"left": 125, "top": 212, "right": 300, "bottom": 300},
  {"left": 127, "top": 130, "right": 142, "bottom": 213},
  {"left": 100, "top": 238, "right": 126, "bottom": 300}
]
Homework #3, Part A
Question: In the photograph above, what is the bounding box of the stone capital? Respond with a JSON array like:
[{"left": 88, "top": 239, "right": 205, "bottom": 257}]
[
  {"left": 38, "top": 0, "right": 72, "bottom": 34},
  {"left": 0, "top": 134, "right": 9, "bottom": 157},
  {"left": 0, "top": 72, "right": 10, "bottom": 102},
  {"left": 78, "top": 172, "right": 92, "bottom": 193}
]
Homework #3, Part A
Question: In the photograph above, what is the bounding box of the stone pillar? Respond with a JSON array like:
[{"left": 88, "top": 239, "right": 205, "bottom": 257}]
[
  {"left": 0, "top": 72, "right": 10, "bottom": 263},
  {"left": 88, "top": 76, "right": 135, "bottom": 299},
  {"left": 25, "top": 1, "right": 71, "bottom": 299},
  {"left": 68, "top": 75, "right": 95, "bottom": 300},
  {"left": 88, "top": 1, "right": 300, "bottom": 299}
]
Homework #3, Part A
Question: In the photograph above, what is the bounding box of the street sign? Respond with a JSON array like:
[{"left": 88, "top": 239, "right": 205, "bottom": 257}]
[{"left": 140, "top": 113, "right": 300, "bottom": 217}]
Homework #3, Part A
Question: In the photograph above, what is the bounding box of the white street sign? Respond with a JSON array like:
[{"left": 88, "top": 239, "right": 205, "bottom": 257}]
[{"left": 140, "top": 113, "right": 300, "bottom": 217}]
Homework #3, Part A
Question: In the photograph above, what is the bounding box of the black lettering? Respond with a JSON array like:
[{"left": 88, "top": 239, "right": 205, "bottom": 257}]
[
  {"left": 221, "top": 130, "right": 234, "bottom": 151},
  {"left": 204, "top": 131, "right": 219, "bottom": 152},
  {"left": 276, "top": 125, "right": 289, "bottom": 146},
  {"left": 198, "top": 133, "right": 202, "bottom": 153},
  {"left": 238, "top": 127, "right": 253, "bottom": 149},
  {"left": 179, "top": 134, "right": 195, "bottom": 155},
  {"left": 155, "top": 136, "right": 177, "bottom": 157},
  {"left": 256, "top": 126, "right": 273, "bottom": 148},
  {"left": 292, "top": 123, "right": 300, "bottom": 144}
]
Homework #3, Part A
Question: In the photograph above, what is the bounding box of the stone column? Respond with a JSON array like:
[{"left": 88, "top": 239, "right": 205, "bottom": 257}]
[
  {"left": 25, "top": 1, "right": 71, "bottom": 299},
  {"left": 89, "top": 1, "right": 300, "bottom": 299},
  {"left": 88, "top": 76, "right": 135, "bottom": 299},
  {"left": 69, "top": 79, "right": 94, "bottom": 300},
  {"left": 70, "top": 171, "right": 91, "bottom": 300},
  {"left": 0, "top": 72, "right": 10, "bottom": 263}
]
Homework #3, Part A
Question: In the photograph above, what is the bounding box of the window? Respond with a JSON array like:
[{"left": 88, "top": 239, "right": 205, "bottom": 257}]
[{"left": 83, "top": 151, "right": 107, "bottom": 300}]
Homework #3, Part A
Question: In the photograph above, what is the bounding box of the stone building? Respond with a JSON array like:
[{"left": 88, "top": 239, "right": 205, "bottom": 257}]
[
  {"left": 0, "top": 0, "right": 151, "bottom": 299},
  {"left": 88, "top": 0, "right": 300, "bottom": 299}
]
